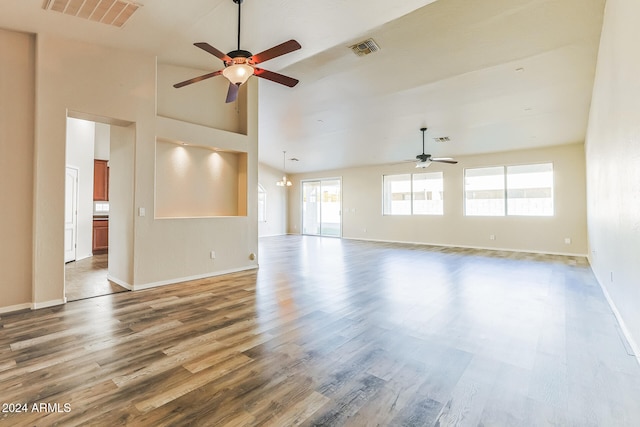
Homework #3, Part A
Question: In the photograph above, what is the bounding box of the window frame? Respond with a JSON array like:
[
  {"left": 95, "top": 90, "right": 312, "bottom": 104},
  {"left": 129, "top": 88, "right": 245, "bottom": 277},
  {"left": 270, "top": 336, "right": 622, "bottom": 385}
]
[
  {"left": 463, "top": 162, "right": 554, "bottom": 217},
  {"left": 382, "top": 171, "right": 444, "bottom": 216}
]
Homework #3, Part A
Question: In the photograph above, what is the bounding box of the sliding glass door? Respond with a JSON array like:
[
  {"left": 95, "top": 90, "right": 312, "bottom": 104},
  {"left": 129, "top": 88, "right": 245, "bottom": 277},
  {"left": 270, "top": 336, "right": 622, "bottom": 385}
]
[{"left": 302, "top": 178, "right": 341, "bottom": 237}]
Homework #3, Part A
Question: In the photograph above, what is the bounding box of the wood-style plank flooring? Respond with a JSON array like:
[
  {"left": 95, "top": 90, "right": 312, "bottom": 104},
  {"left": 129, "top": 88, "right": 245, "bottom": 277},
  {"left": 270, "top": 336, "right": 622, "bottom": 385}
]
[
  {"left": 2, "top": 235, "right": 640, "bottom": 426},
  {"left": 65, "top": 254, "right": 128, "bottom": 301}
]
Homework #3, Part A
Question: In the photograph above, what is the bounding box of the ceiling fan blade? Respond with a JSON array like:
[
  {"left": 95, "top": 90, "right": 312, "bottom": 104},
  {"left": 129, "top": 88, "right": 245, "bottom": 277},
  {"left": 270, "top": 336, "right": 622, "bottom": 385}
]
[
  {"left": 254, "top": 68, "right": 299, "bottom": 87},
  {"left": 194, "top": 42, "right": 232, "bottom": 62},
  {"left": 225, "top": 83, "right": 240, "bottom": 103},
  {"left": 173, "top": 70, "right": 223, "bottom": 88},
  {"left": 431, "top": 158, "right": 458, "bottom": 164},
  {"left": 251, "top": 40, "right": 301, "bottom": 64}
]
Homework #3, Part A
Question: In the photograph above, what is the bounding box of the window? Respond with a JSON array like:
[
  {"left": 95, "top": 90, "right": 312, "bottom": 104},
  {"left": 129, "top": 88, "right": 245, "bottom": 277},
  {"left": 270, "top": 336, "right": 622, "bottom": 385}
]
[
  {"left": 507, "top": 163, "right": 553, "bottom": 216},
  {"left": 257, "top": 184, "right": 266, "bottom": 222},
  {"left": 383, "top": 172, "right": 443, "bottom": 215},
  {"left": 464, "top": 163, "right": 553, "bottom": 216},
  {"left": 464, "top": 166, "right": 505, "bottom": 216},
  {"left": 383, "top": 174, "right": 411, "bottom": 215},
  {"left": 413, "top": 173, "right": 444, "bottom": 215}
]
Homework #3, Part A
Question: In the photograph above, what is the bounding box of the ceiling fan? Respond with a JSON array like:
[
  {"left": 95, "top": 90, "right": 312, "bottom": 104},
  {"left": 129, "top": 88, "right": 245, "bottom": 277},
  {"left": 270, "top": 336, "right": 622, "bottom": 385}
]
[
  {"left": 412, "top": 127, "right": 458, "bottom": 168},
  {"left": 173, "top": 0, "right": 301, "bottom": 103}
]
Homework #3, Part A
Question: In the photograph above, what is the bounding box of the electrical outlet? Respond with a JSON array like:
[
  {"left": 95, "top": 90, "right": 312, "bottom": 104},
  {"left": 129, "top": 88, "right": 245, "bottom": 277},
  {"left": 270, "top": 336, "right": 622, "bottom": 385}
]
[
  {"left": 210, "top": 251, "right": 216, "bottom": 259},
  {"left": 564, "top": 237, "right": 571, "bottom": 244},
  {"left": 489, "top": 234, "right": 496, "bottom": 240}
]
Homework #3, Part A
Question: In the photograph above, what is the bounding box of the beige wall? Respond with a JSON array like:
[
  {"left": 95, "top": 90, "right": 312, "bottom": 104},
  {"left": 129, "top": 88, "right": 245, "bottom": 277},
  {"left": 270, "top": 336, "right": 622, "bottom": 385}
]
[
  {"left": 94, "top": 122, "right": 110, "bottom": 161},
  {"left": 148, "top": 109, "right": 258, "bottom": 288},
  {"left": 155, "top": 142, "right": 244, "bottom": 218},
  {"left": 32, "top": 33, "right": 158, "bottom": 306},
  {"left": 289, "top": 143, "right": 587, "bottom": 255},
  {"left": 108, "top": 124, "right": 135, "bottom": 288},
  {"left": 157, "top": 63, "right": 246, "bottom": 134},
  {"left": 0, "top": 29, "right": 34, "bottom": 312},
  {"left": 585, "top": 0, "right": 640, "bottom": 355},
  {"left": 0, "top": 28, "right": 259, "bottom": 311},
  {"left": 258, "top": 162, "right": 289, "bottom": 237}
]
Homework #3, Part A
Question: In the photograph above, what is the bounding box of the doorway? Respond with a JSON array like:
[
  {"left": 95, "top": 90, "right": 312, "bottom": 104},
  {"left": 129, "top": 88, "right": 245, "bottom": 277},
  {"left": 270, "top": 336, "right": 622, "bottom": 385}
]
[
  {"left": 302, "top": 178, "right": 342, "bottom": 237},
  {"left": 64, "top": 113, "right": 134, "bottom": 301}
]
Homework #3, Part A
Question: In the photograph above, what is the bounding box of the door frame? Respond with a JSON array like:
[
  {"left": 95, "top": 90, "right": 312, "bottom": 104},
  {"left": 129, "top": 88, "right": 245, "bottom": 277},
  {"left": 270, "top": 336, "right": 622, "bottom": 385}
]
[{"left": 64, "top": 166, "right": 79, "bottom": 263}]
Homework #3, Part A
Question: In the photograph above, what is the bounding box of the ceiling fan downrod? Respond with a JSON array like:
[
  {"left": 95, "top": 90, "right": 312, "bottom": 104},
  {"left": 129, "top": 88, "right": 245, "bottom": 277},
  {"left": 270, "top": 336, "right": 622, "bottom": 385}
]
[{"left": 233, "top": 0, "right": 243, "bottom": 52}]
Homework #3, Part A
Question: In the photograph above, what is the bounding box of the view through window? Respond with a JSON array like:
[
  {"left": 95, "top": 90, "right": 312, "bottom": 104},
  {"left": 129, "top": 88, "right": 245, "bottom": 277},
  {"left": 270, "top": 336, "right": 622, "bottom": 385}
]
[
  {"left": 464, "top": 163, "right": 554, "bottom": 216},
  {"left": 383, "top": 172, "right": 444, "bottom": 215}
]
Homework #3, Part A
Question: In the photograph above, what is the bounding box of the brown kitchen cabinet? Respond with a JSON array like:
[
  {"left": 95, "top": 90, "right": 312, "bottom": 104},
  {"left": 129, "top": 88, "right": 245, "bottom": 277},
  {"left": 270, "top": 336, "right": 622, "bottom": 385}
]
[
  {"left": 93, "top": 159, "right": 109, "bottom": 201},
  {"left": 92, "top": 219, "right": 109, "bottom": 254}
]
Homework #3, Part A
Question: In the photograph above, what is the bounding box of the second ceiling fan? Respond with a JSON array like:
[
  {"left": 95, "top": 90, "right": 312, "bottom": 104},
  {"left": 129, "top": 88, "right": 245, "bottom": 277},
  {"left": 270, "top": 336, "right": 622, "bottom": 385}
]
[
  {"left": 412, "top": 127, "right": 458, "bottom": 168},
  {"left": 173, "top": 0, "right": 301, "bottom": 103}
]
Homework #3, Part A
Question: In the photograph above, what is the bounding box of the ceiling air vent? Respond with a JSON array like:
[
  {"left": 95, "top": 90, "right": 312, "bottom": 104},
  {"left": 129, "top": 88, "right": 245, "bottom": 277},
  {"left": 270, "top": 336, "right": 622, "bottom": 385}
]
[
  {"left": 349, "top": 38, "right": 380, "bottom": 57},
  {"left": 43, "top": 0, "right": 141, "bottom": 28},
  {"left": 433, "top": 136, "right": 451, "bottom": 143}
]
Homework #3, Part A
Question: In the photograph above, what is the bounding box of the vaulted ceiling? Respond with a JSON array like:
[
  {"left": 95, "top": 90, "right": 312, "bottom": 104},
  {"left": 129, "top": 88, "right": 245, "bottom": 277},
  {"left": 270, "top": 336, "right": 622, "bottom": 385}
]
[{"left": 1, "top": 0, "right": 605, "bottom": 173}]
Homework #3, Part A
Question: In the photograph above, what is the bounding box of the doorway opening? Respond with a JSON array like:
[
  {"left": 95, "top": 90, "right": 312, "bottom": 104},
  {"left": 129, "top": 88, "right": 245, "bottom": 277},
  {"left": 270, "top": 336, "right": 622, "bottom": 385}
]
[
  {"left": 64, "top": 112, "right": 134, "bottom": 301},
  {"left": 301, "top": 178, "right": 342, "bottom": 237}
]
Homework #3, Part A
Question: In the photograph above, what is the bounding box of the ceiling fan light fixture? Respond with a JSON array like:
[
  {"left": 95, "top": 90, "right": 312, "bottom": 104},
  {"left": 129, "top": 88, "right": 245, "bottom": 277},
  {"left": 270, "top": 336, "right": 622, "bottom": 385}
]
[
  {"left": 416, "top": 160, "right": 431, "bottom": 168},
  {"left": 173, "top": 0, "right": 301, "bottom": 101},
  {"left": 222, "top": 63, "right": 254, "bottom": 85}
]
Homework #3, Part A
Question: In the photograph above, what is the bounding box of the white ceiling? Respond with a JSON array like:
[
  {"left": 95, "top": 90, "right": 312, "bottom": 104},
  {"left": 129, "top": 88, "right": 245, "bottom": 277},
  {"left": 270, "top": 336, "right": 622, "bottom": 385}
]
[{"left": 1, "top": 0, "right": 605, "bottom": 173}]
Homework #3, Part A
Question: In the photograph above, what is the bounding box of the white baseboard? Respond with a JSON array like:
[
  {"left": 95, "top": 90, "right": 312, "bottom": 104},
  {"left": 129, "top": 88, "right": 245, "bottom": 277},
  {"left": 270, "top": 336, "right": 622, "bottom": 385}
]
[
  {"left": 107, "top": 275, "right": 133, "bottom": 290},
  {"left": 133, "top": 265, "right": 258, "bottom": 291},
  {"left": 0, "top": 303, "right": 31, "bottom": 315},
  {"left": 593, "top": 271, "right": 640, "bottom": 366},
  {"left": 342, "top": 236, "right": 588, "bottom": 257},
  {"left": 32, "top": 298, "right": 66, "bottom": 310}
]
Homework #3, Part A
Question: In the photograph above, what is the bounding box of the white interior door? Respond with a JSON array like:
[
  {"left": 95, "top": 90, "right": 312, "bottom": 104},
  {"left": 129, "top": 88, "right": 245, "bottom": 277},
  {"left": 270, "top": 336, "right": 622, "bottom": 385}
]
[{"left": 64, "top": 167, "right": 78, "bottom": 263}]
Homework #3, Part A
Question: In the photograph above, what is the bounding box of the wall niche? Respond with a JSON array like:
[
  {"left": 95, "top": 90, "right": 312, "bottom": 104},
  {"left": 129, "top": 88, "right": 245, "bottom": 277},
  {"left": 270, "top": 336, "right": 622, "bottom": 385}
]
[{"left": 155, "top": 140, "right": 247, "bottom": 218}]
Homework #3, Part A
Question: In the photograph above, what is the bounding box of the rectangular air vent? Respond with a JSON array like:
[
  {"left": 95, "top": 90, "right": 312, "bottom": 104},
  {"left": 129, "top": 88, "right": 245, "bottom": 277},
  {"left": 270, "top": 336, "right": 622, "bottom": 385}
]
[
  {"left": 433, "top": 137, "right": 451, "bottom": 143},
  {"left": 43, "top": 0, "right": 141, "bottom": 28},
  {"left": 349, "top": 38, "right": 380, "bottom": 57}
]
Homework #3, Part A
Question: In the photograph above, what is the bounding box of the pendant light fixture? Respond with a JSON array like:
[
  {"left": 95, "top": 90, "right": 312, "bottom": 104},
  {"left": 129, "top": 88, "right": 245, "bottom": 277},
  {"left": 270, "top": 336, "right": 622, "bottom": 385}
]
[{"left": 276, "top": 151, "right": 292, "bottom": 187}]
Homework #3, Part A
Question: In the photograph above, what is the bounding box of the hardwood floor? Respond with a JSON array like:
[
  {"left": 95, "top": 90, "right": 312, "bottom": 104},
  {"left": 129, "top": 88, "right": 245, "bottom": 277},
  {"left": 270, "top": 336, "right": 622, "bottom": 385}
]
[
  {"left": 1, "top": 235, "right": 639, "bottom": 426},
  {"left": 65, "top": 254, "right": 128, "bottom": 301}
]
